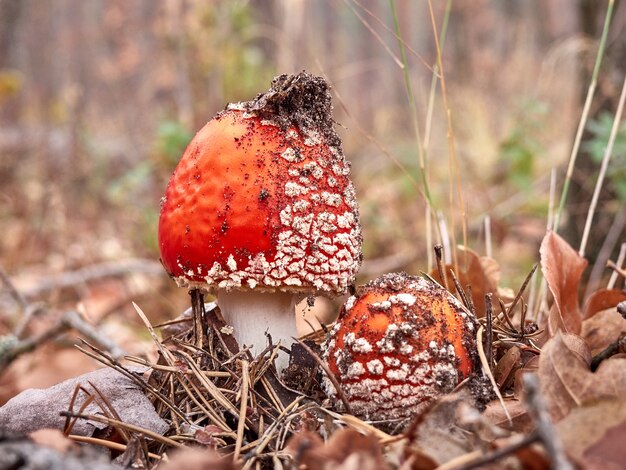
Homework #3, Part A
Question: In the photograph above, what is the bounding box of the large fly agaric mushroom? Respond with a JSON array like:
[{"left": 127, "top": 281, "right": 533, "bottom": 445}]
[
  {"left": 158, "top": 72, "right": 362, "bottom": 369},
  {"left": 322, "top": 272, "right": 476, "bottom": 426}
]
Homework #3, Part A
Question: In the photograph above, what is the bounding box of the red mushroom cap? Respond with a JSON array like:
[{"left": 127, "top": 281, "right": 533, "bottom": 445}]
[
  {"left": 158, "top": 73, "right": 362, "bottom": 294},
  {"left": 322, "top": 272, "right": 477, "bottom": 423}
]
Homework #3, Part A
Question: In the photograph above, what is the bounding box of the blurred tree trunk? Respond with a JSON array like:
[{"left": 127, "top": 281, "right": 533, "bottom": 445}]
[
  {"left": 0, "top": 0, "right": 21, "bottom": 68},
  {"left": 566, "top": 0, "right": 626, "bottom": 271},
  {"left": 0, "top": 0, "right": 22, "bottom": 123}
]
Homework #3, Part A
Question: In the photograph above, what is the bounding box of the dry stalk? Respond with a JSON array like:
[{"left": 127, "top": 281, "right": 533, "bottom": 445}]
[
  {"left": 68, "top": 435, "right": 162, "bottom": 460},
  {"left": 234, "top": 360, "right": 250, "bottom": 461}
]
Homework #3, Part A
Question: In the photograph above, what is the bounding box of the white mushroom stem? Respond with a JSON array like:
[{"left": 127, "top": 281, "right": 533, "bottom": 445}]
[{"left": 216, "top": 290, "right": 301, "bottom": 371}]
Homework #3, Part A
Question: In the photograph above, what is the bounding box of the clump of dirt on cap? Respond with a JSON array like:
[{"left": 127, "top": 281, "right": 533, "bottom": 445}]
[{"left": 233, "top": 71, "right": 341, "bottom": 148}]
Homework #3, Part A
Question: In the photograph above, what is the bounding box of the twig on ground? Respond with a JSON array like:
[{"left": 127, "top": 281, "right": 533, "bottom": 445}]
[
  {"left": 522, "top": 374, "right": 573, "bottom": 470},
  {"left": 0, "top": 308, "right": 125, "bottom": 370},
  {"left": 68, "top": 435, "right": 162, "bottom": 460},
  {"left": 234, "top": 360, "right": 250, "bottom": 461},
  {"left": 434, "top": 244, "right": 449, "bottom": 291},
  {"left": 59, "top": 411, "right": 184, "bottom": 449},
  {"left": 0, "top": 319, "right": 69, "bottom": 371},
  {"left": 476, "top": 325, "right": 511, "bottom": 425},
  {"left": 507, "top": 263, "right": 538, "bottom": 318},
  {"left": 590, "top": 332, "right": 626, "bottom": 371},
  {"left": 76, "top": 340, "right": 190, "bottom": 424},
  {"left": 449, "top": 269, "right": 471, "bottom": 311},
  {"left": 0, "top": 264, "right": 28, "bottom": 311},
  {"left": 607, "top": 242, "right": 626, "bottom": 289},
  {"left": 445, "top": 374, "right": 572, "bottom": 470},
  {"left": 64, "top": 309, "right": 126, "bottom": 359},
  {"left": 607, "top": 259, "right": 626, "bottom": 282},
  {"left": 484, "top": 293, "right": 493, "bottom": 369},
  {"left": 19, "top": 258, "right": 163, "bottom": 299},
  {"left": 293, "top": 337, "right": 353, "bottom": 415},
  {"left": 441, "top": 433, "right": 538, "bottom": 470}
]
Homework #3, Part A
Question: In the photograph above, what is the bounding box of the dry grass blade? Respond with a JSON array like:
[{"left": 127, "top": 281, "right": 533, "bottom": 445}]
[
  {"left": 507, "top": 263, "right": 538, "bottom": 318},
  {"left": 234, "top": 360, "right": 250, "bottom": 461},
  {"left": 133, "top": 302, "right": 176, "bottom": 366},
  {"left": 579, "top": 72, "right": 626, "bottom": 257},
  {"left": 176, "top": 373, "right": 232, "bottom": 432},
  {"left": 242, "top": 397, "right": 306, "bottom": 469},
  {"left": 293, "top": 337, "right": 353, "bottom": 415},
  {"left": 68, "top": 435, "right": 162, "bottom": 460},
  {"left": 175, "top": 348, "right": 240, "bottom": 416},
  {"left": 449, "top": 268, "right": 471, "bottom": 311},
  {"left": 76, "top": 341, "right": 190, "bottom": 424},
  {"left": 477, "top": 326, "right": 512, "bottom": 425},
  {"left": 63, "top": 385, "right": 96, "bottom": 436},
  {"left": 60, "top": 411, "right": 185, "bottom": 449}
]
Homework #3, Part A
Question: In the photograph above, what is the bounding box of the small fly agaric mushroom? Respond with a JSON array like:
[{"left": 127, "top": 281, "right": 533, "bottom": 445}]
[
  {"left": 322, "top": 272, "right": 477, "bottom": 425},
  {"left": 158, "top": 72, "right": 362, "bottom": 369}
]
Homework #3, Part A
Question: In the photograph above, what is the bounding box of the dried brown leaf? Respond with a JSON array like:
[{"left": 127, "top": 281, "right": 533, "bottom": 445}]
[
  {"left": 593, "top": 355, "right": 626, "bottom": 397},
  {"left": 538, "top": 332, "right": 591, "bottom": 421},
  {"left": 540, "top": 231, "right": 588, "bottom": 336},
  {"left": 411, "top": 390, "right": 478, "bottom": 464},
  {"left": 582, "top": 308, "right": 626, "bottom": 353},
  {"left": 491, "top": 435, "right": 551, "bottom": 470},
  {"left": 158, "top": 447, "right": 239, "bottom": 470},
  {"left": 556, "top": 398, "right": 626, "bottom": 470},
  {"left": 482, "top": 398, "right": 533, "bottom": 434},
  {"left": 429, "top": 247, "right": 499, "bottom": 317},
  {"left": 493, "top": 346, "right": 522, "bottom": 389},
  {"left": 583, "top": 288, "right": 626, "bottom": 319},
  {"left": 584, "top": 418, "right": 626, "bottom": 469},
  {"left": 538, "top": 331, "right": 626, "bottom": 422},
  {"left": 194, "top": 425, "right": 223, "bottom": 448},
  {"left": 287, "top": 429, "right": 388, "bottom": 470},
  {"left": 29, "top": 429, "right": 76, "bottom": 454}
]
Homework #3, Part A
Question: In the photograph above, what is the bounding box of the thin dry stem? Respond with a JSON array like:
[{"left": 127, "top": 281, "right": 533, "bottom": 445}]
[
  {"left": 60, "top": 411, "right": 185, "bottom": 449},
  {"left": 68, "top": 435, "right": 162, "bottom": 460},
  {"left": 234, "top": 360, "right": 250, "bottom": 461},
  {"left": 477, "top": 326, "right": 512, "bottom": 425},
  {"left": 579, "top": 72, "right": 626, "bottom": 257},
  {"left": 608, "top": 242, "right": 626, "bottom": 289}
]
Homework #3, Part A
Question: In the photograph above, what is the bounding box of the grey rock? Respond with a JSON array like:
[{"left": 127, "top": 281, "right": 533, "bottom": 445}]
[{"left": 0, "top": 367, "right": 169, "bottom": 437}]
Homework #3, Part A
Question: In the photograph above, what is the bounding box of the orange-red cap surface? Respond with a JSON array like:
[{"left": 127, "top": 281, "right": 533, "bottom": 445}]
[
  {"left": 323, "top": 272, "right": 477, "bottom": 423},
  {"left": 158, "top": 73, "right": 362, "bottom": 293}
]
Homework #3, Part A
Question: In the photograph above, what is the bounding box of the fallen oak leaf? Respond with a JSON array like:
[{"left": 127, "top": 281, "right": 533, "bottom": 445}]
[
  {"left": 538, "top": 332, "right": 591, "bottom": 421},
  {"left": 158, "top": 447, "right": 239, "bottom": 470},
  {"left": 556, "top": 398, "right": 626, "bottom": 470},
  {"left": 482, "top": 398, "right": 534, "bottom": 434},
  {"left": 583, "top": 288, "right": 626, "bottom": 320},
  {"left": 582, "top": 308, "right": 626, "bottom": 353},
  {"left": 538, "top": 331, "right": 626, "bottom": 422},
  {"left": 583, "top": 416, "right": 626, "bottom": 470},
  {"left": 286, "top": 428, "right": 388, "bottom": 470},
  {"left": 540, "top": 231, "right": 588, "bottom": 336},
  {"left": 429, "top": 246, "right": 499, "bottom": 317},
  {"left": 29, "top": 429, "right": 77, "bottom": 454}
]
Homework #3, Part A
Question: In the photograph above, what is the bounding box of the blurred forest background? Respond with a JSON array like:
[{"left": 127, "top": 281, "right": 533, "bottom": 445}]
[{"left": 1, "top": 1, "right": 625, "bottom": 395}]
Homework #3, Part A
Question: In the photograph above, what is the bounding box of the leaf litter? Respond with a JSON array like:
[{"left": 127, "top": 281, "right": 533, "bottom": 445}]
[{"left": 2, "top": 232, "right": 626, "bottom": 468}]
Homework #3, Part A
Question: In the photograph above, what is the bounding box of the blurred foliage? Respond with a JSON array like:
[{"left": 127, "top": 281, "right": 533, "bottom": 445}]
[
  {"left": 191, "top": 1, "right": 275, "bottom": 103},
  {"left": 0, "top": 0, "right": 597, "bottom": 289},
  {"left": 155, "top": 120, "right": 192, "bottom": 169},
  {"left": 498, "top": 100, "right": 547, "bottom": 190},
  {"left": 584, "top": 112, "right": 626, "bottom": 200}
]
